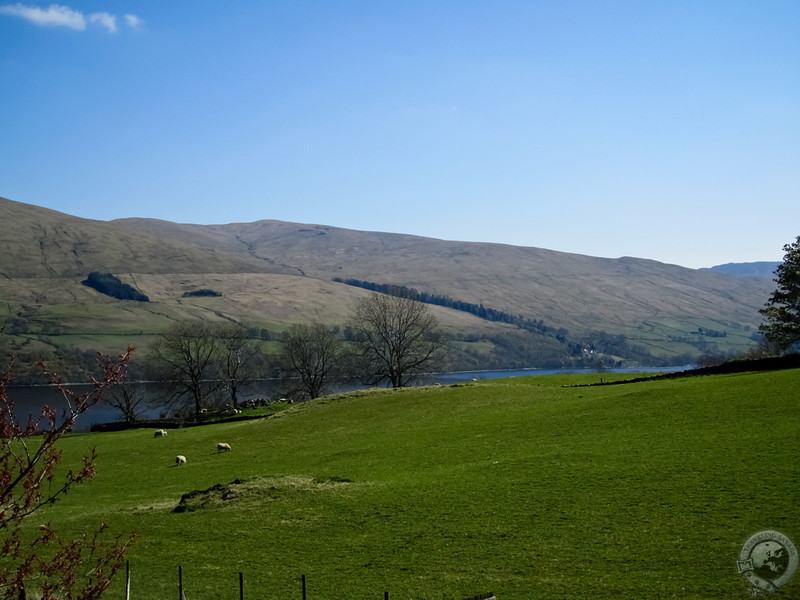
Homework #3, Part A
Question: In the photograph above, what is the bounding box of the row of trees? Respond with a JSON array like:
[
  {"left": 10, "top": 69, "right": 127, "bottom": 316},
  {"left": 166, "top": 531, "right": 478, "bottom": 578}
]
[
  {"left": 135, "top": 292, "right": 447, "bottom": 420},
  {"left": 280, "top": 292, "right": 447, "bottom": 394},
  {"left": 334, "top": 278, "right": 556, "bottom": 335},
  {"left": 147, "top": 321, "right": 260, "bottom": 418}
]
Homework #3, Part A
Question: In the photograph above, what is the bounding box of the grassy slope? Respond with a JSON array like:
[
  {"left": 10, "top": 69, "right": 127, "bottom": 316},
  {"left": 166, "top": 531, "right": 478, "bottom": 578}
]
[
  {"left": 0, "top": 197, "right": 282, "bottom": 279},
  {"left": 0, "top": 274, "right": 517, "bottom": 357},
  {"left": 36, "top": 369, "right": 800, "bottom": 600},
  {"left": 116, "top": 218, "right": 773, "bottom": 342},
  {"left": 1, "top": 197, "right": 773, "bottom": 362},
  {"left": 0, "top": 273, "right": 762, "bottom": 363}
]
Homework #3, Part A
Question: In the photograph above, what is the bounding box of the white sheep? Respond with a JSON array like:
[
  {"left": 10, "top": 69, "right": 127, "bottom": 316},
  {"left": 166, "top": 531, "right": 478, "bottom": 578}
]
[
  {"left": 217, "top": 442, "right": 231, "bottom": 452},
  {"left": 154, "top": 429, "right": 167, "bottom": 438},
  {"left": 175, "top": 455, "right": 186, "bottom": 466}
]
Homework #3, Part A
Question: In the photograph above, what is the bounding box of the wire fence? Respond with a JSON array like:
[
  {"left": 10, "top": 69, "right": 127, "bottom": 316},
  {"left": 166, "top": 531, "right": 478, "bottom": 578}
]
[{"left": 121, "top": 563, "right": 496, "bottom": 600}]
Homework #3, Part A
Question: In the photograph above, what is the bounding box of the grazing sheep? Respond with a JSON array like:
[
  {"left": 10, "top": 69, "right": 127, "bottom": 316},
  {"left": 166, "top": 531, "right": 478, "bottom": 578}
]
[
  {"left": 217, "top": 442, "right": 232, "bottom": 452},
  {"left": 154, "top": 429, "right": 167, "bottom": 438},
  {"left": 175, "top": 455, "right": 186, "bottom": 466}
]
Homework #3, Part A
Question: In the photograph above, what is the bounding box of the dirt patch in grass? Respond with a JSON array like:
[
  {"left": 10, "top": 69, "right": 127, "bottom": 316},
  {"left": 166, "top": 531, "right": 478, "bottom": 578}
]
[{"left": 172, "top": 475, "right": 353, "bottom": 513}]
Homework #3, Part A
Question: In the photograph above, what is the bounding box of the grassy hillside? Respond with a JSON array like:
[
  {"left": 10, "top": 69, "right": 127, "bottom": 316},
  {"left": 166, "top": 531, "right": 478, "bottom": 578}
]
[
  {"left": 113, "top": 217, "right": 773, "bottom": 338},
  {"left": 0, "top": 273, "right": 518, "bottom": 363},
  {"left": 29, "top": 369, "right": 800, "bottom": 600},
  {"left": 0, "top": 197, "right": 281, "bottom": 277},
  {"left": 1, "top": 196, "right": 775, "bottom": 365}
]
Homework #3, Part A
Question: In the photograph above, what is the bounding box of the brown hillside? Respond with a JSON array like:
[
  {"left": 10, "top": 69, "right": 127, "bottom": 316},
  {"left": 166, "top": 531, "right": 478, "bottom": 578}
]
[
  {"left": 0, "top": 196, "right": 774, "bottom": 362},
  {"left": 0, "top": 197, "right": 287, "bottom": 278},
  {"left": 113, "top": 217, "right": 773, "bottom": 336}
]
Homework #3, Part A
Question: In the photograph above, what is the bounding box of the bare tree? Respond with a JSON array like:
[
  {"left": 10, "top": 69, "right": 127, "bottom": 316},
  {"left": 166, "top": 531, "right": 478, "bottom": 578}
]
[
  {"left": 349, "top": 292, "right": 446, "bottom": 388},
  {"left": 0, "top": 345, "right": 135, "bottom": 599},
  {"left": 279, "top": 323, "right": 343, "bottom": 399},
  {"left": 217, "top": 323, "right": 261, "bottom": 408},
  {"left": 147, "top": 320, "right": 223, "bottom": 417},
  {"left": 105, "top": 379, "right": 146, "bottom": 423}
]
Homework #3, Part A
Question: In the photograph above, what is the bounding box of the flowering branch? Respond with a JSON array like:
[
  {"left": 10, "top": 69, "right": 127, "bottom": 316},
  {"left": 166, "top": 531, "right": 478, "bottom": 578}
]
[{"left": 0, "top": 345, "right": 136, "bottom": 600}]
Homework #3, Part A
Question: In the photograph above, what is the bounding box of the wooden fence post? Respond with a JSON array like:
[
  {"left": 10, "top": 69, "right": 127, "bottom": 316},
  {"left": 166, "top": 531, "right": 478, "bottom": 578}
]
[
  {"left": 239, "top": 572, "right": 244, "bottom": 600},
  {"left": 178, "top": 565, "right": 184, "bottom": 600},
  {"left": 302, "top": 574, "right": 306, "bottom": 600}
]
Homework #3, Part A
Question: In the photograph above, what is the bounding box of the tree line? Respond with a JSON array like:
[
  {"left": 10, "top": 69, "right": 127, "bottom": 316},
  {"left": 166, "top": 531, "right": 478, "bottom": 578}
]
[
  {"left": 332, "top": 278, "right": 674, "bottom": 367},
  {"left": 333, "top": 278, "right": 557, "bottom": 335},
  {"left": 82, "top": 272, "right": 149, "bottom": 302},
  {"left": 107, "top": 292, "right": 448, "bottom": 423}
]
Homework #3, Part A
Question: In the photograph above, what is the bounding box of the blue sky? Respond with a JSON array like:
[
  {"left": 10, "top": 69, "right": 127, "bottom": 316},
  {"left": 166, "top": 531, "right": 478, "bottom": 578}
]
[{"left": 1, "top": 1, "right": 798, "bottom": 269}]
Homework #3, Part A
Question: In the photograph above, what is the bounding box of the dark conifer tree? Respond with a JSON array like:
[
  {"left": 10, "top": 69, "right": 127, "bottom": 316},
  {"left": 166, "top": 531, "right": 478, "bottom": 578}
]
[{"left": 759, "top": 236, "right": 800, "bottom": 352}]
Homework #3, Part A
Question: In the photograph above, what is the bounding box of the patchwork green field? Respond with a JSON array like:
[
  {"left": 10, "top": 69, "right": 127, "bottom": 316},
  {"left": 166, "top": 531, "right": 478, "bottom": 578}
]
[{"left": 23, "top": 369, "right": 800, "bottom": 600}]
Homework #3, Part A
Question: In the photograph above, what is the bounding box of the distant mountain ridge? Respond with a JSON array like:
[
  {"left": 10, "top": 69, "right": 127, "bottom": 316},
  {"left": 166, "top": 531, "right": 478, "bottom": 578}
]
[
  {"left": 0, "top": 198, "right": 287, "bottom": 278},
  {"left": 701, "top": 262, "right": 779, "bottom": 278},
  {"left": 0, "top": 196, "right": 777, "bottom": 367}
]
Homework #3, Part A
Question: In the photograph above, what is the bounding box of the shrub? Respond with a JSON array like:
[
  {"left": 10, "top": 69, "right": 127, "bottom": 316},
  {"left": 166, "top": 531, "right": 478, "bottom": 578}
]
[{"left": 182, "top": 289, "right": 222, "bottom": 298}]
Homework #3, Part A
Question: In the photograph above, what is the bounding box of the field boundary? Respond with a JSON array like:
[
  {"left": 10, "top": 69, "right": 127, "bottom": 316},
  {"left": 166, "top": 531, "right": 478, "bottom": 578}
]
[{"left": 574, "top": 354, "right": 800, "bottom": 387}]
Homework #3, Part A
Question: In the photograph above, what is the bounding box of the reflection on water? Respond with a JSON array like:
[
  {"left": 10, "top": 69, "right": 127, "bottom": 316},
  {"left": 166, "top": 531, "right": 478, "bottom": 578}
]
[{"left": 6, "top": 366, "right": 691, "bottom": 432}]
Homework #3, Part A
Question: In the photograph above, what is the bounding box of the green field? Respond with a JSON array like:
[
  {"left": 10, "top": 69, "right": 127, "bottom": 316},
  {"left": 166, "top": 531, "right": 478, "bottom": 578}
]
[{"left": 22, "top": 369, "right": 800, "bottom": 600}]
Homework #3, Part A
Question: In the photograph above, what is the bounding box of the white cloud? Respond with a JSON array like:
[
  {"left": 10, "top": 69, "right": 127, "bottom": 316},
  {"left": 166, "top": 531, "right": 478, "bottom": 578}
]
[
  {"left": 0, "top": 3, "right": 142, "bottom": 33},
  {"left": 0, "top": 3, "right": 86, "bottom": 30},
  {"left": 124, "top": 13, "right": 143, "bottom": 30},
  {"left": 88, "top": 11, "right": 115, "bottom": 33}
]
